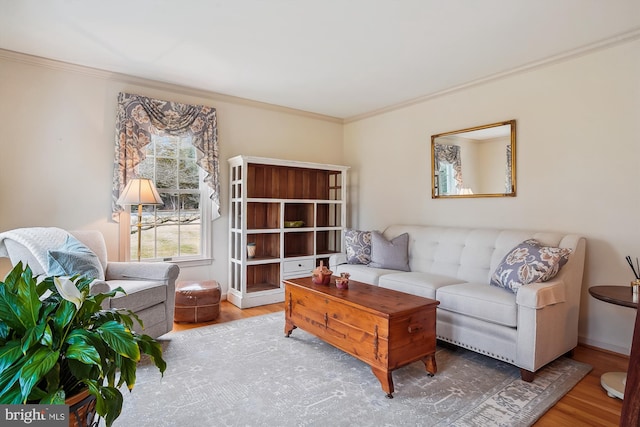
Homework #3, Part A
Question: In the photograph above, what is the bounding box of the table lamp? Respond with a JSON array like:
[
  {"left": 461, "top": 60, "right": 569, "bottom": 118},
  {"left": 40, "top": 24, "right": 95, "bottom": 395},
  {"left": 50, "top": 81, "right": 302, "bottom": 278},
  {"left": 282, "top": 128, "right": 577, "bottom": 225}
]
[{"left": 117, "top": 178, "right": 163, "bottom": 261}]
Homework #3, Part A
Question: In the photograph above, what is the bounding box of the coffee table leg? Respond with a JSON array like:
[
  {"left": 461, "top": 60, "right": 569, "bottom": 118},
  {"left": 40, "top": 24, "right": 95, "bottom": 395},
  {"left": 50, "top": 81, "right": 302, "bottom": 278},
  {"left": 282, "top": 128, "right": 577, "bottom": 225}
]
[
  {"left": 423, "top": 353, "right": 437, "bottom": 376},
  {"left": 284, "top": 320, "right": 296, "bottom": 337},
  {"left": 371, "top": 367, "right": 394, "bottom": 398}
]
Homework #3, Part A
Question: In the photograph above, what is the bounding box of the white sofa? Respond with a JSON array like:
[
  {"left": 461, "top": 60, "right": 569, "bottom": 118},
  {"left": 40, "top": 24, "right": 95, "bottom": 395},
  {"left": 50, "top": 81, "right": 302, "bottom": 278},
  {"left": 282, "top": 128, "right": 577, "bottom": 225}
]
[
  {"left": 329, "top": 225, "right": 586, "bottom": 381},
  {"left": 0, "top": 228, "right": 180, "bottom": 338}
]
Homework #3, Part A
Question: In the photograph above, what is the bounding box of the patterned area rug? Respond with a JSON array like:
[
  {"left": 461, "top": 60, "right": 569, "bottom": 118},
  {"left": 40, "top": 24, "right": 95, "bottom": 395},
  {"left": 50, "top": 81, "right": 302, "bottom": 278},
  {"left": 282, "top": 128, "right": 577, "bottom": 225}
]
[{"left": 114, "top": 312, "right": 591, "bottom": 426}]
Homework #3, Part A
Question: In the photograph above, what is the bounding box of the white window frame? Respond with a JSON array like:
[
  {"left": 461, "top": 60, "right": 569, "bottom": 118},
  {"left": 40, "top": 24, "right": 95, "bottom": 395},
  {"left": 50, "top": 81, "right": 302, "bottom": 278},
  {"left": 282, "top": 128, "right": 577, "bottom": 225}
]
[{"left": 118, "top": 140, "right": 213, "bottom": 267}]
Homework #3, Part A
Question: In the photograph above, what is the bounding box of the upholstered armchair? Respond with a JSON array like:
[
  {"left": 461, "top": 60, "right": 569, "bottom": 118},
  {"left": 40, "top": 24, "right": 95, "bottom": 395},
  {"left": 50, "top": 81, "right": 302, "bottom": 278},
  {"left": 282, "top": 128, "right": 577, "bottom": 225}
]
[{"left": 0, "top": 227, "right": 180, "bottom": 338}]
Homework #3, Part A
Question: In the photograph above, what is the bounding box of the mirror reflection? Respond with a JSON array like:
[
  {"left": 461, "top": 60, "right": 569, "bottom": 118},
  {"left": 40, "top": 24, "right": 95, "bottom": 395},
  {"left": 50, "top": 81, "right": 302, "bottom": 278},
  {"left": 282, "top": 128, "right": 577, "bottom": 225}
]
[{"left": 431, "top": 120, "right": 516, "bottom": 198}]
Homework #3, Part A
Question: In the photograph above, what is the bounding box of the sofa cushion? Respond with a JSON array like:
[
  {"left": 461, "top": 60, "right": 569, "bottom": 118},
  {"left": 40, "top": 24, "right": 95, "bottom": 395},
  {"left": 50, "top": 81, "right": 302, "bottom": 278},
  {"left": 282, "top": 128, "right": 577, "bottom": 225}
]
[
  {"left": 369, "top": 231, "right": 410, "bottom": 271},
  {"left": 437, "top": 282, "right": 518, "bottom": 327},
  {"left": 106, "top": 279, "right": 167, "bottom": 312},
  {"left": 333, "top": 263, "right": 395, "bottom": 286},
  {"left": 47, "top": 235, "right": 105, "bottom": 280},
  {"left": 379, "top": 272, "right": 464, "bottom": 299},
  {"left": 490, "top": 239, "right": 572, "bottom": 293},
  {"left": 345, "top": 229, "right": 372, "bottom": 265}
]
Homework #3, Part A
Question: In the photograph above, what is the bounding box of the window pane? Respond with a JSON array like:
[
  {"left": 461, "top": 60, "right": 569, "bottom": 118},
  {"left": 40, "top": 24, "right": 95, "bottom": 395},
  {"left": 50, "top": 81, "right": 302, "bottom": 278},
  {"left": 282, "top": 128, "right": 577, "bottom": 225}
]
[
  {"left": 155, "top": 158, "right": 178, "bottom": 189},
  {"left": 179, "top": 160, "right": 199, "bottom": 189},
  {"left": 154, "top": 136, "right": 176, "bottom": 157},
  {"left": 180, "top": 224, "right": 201, "bottom": 255},
  {"left": 155, "top": 224, "right": 179, "bottom": 258},
  {"left": 179, "top": 137, "right": 195, "bottom": 159}
]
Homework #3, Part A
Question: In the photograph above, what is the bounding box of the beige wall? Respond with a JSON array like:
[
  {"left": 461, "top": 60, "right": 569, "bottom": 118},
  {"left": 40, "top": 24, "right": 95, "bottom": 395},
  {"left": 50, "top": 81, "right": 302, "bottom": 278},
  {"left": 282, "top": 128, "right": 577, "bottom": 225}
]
[
  {"left": 1, "top": 37, "right": 638, "bottom": 354},
  {"left": 0, "top": 52, "right": 344, "bottom": 290},
  {"left": 344, "top": 38, "right": 640, "bottom": 354}
]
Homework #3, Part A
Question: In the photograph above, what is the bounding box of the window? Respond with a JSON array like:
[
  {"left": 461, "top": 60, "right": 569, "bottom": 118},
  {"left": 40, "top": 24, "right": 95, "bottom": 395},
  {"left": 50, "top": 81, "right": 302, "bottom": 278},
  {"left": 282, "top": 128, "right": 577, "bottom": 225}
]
[
  {"left": 113, "top": 92, "right": 219, "bottom": 266},
  {"left": 123, "top": 134, "right": 211, "bottom": 263},
  {"left": 438, "top": 162, "right": 458, "bottom": 195}
]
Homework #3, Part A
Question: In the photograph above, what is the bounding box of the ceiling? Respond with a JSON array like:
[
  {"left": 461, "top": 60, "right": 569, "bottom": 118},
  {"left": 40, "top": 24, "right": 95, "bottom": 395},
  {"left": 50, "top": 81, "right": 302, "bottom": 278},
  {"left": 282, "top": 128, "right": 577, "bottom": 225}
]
[{"left": 1, "top": 1, "right": 639, "bottom": 120}]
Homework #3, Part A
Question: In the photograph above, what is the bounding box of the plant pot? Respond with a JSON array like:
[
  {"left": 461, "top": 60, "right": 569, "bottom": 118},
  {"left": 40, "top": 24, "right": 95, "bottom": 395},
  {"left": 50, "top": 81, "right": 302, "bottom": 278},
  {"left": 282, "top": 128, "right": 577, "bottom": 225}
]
[{"left": 66, "top": 389, "right": 98, "bottom": 427}]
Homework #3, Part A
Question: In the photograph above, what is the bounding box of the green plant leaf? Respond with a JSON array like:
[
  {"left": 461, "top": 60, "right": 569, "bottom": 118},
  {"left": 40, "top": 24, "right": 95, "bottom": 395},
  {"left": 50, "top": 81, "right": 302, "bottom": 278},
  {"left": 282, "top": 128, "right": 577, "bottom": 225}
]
[
  {"left": 0, "top": 264, "right": 42, "bottom": 333},
  {"left": 99, "top": 386, "right": 123, "bottom": 427},
  {"left": 40, "top": 324, "right": 53, "bottom": 347},
  {"left": 19, "top": 347, "right": 59, "bottom": 401},
  {"left": 0, "top": 287, "right": 25, "bottom": 333},
  {"left": 43, "top": 361, "right": 60, "bottom": 395},
  {"left": 52, "top": 298, "right": 75, "bottom": 333},
  {"left": 21, "top": 323, "right": 47, "bottom": 354},
  {"left": 0, "top": 320, "right": 9, "bottom": 341},
  {"left": 0, "top": 349, "right": 26, "bottom": 401},
  {"left": 39, "top": 388, "right": 65, "bottom": 404},
  {"left": 137, "top": 335, "right": 166, "bottom": 374},
  {"left": 0, "top": 340, "right": 22, "bottom": 373},
  {"left": 0, "top": 382, "right": 24, "bottom": 404},
  {"left": 97, "top": 321, "right": 140, "bottom": 361},
  {"left": 117, "top": 356, "right": 136, "bottom": 390},
  {"left": 66, "top": 340, "right": 102, "bottom": 370}
]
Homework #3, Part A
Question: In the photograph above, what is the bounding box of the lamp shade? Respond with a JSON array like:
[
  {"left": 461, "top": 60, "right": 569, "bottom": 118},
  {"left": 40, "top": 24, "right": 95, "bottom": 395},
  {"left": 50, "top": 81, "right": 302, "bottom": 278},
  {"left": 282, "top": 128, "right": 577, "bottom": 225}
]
[{"left": 117, "top": 178, "right": 163, "bottom": 206}]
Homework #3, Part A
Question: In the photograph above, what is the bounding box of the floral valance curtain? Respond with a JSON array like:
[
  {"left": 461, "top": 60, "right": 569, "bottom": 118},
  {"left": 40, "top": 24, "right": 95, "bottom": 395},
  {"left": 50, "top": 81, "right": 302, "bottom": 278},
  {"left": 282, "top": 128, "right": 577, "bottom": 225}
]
[
  {"left": 111, "top": 92, "right": 220, "bottom": 220},
  {"left": 434, "top": 144, "right": 463, "bottom": 189}
]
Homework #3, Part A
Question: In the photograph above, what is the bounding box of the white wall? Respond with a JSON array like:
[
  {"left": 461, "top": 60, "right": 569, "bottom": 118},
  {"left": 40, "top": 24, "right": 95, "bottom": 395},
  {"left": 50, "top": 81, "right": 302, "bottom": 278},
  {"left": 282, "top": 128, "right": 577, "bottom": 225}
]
[
  {"left": 344, "top": 38, "right": 640, "bottom": 354},
  {"left": 0, "top": 52, "right": 344, "bottom": 293}
]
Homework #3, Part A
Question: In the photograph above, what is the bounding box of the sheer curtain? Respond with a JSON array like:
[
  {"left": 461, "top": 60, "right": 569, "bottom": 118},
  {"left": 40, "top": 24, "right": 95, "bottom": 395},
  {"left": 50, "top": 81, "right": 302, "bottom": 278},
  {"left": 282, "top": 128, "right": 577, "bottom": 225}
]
[{"left": 111, "top": 92, "right": 220, "bottom": 220}]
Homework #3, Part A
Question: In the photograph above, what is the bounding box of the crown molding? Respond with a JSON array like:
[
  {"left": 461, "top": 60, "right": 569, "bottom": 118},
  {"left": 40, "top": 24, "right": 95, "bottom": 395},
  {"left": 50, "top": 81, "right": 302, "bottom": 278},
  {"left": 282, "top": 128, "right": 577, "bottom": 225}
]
[
  {"left": 344, "top": 28, "right": 640, "bottom": 124},
  {"left": 0, "top": 48, "right": 344, "bottom": 124}
]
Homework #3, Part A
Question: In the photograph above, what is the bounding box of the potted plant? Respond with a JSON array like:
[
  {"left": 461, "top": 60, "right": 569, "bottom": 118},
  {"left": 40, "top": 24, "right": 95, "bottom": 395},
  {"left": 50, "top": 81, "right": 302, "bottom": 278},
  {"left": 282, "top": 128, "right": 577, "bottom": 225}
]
[{"left": 0, "top": 262, "right": 166, "bottom": 426}]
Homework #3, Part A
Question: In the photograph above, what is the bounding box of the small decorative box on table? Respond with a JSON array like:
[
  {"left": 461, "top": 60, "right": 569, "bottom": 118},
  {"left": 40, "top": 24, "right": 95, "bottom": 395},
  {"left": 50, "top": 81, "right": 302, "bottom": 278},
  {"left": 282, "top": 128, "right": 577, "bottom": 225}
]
[{"left": 175, "top": 280, "right": 221, "bottom": 323}]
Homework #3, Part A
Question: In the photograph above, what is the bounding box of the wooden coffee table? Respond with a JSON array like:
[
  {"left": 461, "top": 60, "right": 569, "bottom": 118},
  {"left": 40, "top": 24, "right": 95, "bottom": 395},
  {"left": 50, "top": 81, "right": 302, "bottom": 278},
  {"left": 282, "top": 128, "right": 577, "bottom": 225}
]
[{"left": 283, "top": 276, "right": 439, "bottom": 398}]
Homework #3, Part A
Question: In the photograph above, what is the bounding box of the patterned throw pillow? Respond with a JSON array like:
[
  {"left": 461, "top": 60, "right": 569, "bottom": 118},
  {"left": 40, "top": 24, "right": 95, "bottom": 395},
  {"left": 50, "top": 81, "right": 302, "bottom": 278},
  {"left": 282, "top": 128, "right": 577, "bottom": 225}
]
[
  {"left": 490, "top": 239, "right": 572, "bottom": 293},
  {"left": 345, "top": 229, "right": 372, "bottom": 265}
]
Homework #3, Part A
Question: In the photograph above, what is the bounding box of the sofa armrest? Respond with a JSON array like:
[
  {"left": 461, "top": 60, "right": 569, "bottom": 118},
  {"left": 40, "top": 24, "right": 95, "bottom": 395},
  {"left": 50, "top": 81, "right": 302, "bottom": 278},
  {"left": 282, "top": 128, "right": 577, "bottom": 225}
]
[
  {"left": 516, "top": 279, "right": 566, "bottom": 309},
  {"left": 105, "top": 262, "right": 180, "bottom": 283},
  {"left": 329, "top": 253, "right": 347, "bottom": 271}
]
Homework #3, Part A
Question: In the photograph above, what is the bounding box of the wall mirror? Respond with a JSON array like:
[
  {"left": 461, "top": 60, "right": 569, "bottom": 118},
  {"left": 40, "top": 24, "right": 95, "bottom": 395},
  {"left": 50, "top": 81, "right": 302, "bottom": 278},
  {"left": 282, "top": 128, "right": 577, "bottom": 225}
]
[{"left": 431, "top": 120, "right": 516, "bottom": 198}]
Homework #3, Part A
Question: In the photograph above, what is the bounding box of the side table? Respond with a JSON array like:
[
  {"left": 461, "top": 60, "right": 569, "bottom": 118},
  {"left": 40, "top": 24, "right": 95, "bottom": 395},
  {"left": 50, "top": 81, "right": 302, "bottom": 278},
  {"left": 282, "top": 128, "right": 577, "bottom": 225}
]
[{"left": 588, "top": 286, "right": 636, "bottom": 399}]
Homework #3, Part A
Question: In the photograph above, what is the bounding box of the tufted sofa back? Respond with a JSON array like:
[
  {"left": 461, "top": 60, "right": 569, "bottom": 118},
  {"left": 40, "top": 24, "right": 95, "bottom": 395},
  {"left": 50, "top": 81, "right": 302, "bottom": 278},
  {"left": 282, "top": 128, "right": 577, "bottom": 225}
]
[{"left": 382, "top": 225, "right": 581, "bottom": 284}]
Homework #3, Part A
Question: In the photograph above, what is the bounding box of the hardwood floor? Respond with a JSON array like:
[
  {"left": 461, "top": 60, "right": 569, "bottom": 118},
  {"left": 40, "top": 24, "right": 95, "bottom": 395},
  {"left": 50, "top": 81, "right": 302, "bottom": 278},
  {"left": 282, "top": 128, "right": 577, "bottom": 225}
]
[{"left": 173, "top": 300, "right": 626, "bottom": 426}]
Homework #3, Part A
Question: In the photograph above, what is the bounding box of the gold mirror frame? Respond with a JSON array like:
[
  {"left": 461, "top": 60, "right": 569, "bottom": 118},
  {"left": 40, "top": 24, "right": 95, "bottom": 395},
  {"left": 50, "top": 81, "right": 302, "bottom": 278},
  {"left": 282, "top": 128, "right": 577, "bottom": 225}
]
[{"left": 431, "top": 120, "right": 516, "bottom": 198}]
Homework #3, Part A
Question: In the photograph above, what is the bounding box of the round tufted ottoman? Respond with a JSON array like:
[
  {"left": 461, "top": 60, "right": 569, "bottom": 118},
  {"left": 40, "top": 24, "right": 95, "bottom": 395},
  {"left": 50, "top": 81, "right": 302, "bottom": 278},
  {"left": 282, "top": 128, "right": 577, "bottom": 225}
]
[{"left": 174, "top": 280, "right": 221, "bottom": 323}]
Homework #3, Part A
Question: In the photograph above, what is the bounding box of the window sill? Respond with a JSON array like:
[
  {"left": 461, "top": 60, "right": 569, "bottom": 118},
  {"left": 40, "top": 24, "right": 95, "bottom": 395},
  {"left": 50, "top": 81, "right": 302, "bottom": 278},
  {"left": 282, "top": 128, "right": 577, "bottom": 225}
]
[{"left": 164, "top": 257, "right": 213, "bottom": 269}]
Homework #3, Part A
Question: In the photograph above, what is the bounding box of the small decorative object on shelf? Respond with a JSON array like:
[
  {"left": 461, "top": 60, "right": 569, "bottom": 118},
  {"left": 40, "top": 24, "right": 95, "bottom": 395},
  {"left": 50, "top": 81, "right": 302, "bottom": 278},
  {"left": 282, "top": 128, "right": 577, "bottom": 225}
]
[
  {"left": 247, "top": 242, "right": 256, "bottom": 258},
  {"left": 312, "top": 261, "right": 332, "bottom": 286},
  {"left": 284, "top": 220, "right": 305, "bottom": 228},
  {"left": 625, "top": 255, "right": 640, "bottom": 298}
]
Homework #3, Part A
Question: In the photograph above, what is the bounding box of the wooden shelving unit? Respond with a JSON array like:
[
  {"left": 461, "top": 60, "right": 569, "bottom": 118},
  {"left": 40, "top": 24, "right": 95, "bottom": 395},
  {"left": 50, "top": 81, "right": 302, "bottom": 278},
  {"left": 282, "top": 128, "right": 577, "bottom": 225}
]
[{"left": 228, "top": 155, "right": 348, "bottom": 308}]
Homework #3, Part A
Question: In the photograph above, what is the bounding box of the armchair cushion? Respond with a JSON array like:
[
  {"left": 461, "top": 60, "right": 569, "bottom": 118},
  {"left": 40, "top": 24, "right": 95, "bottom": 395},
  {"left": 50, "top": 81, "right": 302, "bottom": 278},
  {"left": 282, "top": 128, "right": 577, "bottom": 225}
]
[{"left": 47, "top": 235, "right": 105, "bottom": 280}]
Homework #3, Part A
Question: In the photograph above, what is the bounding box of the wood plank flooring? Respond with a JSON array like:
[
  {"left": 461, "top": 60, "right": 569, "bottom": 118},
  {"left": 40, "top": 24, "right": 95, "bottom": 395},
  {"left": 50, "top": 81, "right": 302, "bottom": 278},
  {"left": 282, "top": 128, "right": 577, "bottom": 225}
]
[{"left": 173, "top": 300, "right": 626, "bottom": 426}]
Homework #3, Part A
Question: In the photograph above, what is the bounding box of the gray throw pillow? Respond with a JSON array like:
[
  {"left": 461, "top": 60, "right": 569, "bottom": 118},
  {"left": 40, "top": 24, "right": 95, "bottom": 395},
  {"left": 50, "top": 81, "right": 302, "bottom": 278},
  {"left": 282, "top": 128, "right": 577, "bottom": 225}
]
[
  {"left": 490, "top": 239, "right": 572, "bottom": 293},
  {"left": 47, "top": 235, "right": 105, "bottom": 280},
  {"left": 368, "top": 231, "right": 410, "bottom": 271},
  {"left": 345, "top": 229, "right": 372, "bottom": 264}
]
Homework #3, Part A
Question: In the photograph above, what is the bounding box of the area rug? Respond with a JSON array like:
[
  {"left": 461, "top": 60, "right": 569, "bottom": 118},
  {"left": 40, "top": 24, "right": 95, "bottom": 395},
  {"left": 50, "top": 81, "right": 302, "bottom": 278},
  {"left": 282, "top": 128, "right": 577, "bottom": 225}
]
[{"left": 114, "top": 312, "right": 591, "bottom": 426}]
